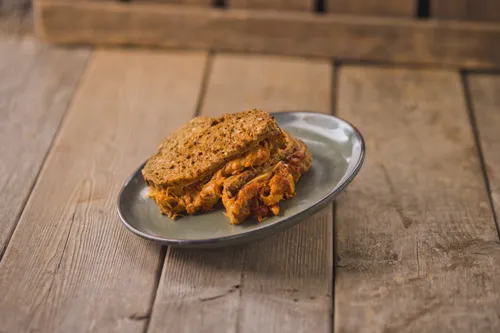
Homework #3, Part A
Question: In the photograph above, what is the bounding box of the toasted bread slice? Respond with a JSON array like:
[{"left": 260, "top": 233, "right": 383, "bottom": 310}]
[{"left": 142, "top": 109, "right": 285, "bottom": 189}]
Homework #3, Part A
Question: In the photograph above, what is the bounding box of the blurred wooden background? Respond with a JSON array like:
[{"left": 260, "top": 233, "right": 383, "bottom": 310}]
[{"left": 33, "top": 0, "right": 500, "bottom": 69}]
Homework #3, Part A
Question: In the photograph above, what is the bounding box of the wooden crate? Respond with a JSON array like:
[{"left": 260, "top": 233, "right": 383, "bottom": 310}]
[{"left": 34, "top": 0, "right": 500, "bottom": 69}]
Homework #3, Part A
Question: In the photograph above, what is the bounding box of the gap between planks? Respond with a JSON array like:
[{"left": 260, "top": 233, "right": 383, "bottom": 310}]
[
  {"left": 330, "top": 60, "right": 339, "bottom": 333},
  {"left": 464, "top": 72, "right": 500, "bottom": 238},
  {"left": 460, "top": 72, "right": 500, "bottom": 238},
  {"left": 193, "top": 52, "right": 214, "bottom": 118}
]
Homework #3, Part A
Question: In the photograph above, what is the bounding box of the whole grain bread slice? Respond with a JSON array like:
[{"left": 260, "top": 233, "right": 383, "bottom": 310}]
[{"left": 142, "top": 109, "right": 285, "bottom": 188}]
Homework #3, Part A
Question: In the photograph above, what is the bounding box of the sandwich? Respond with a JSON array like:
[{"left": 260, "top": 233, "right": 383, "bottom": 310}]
[{"left": 142, "top": 109, "right": 312, "bottom": 224}]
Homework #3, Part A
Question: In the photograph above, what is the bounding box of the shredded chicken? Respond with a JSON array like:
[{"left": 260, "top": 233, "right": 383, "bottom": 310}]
[
  {"left": 147, "top": 140, "right": 275, "bottom": 218},
  {"left": 223, "top": 162, "right": 296, "bottom": 224},
  {"left": 147, "top": 134, "right": 311, "bottom": 223},
  {"left": 223, "top": 136, "right": 311, "bottom": 224}
]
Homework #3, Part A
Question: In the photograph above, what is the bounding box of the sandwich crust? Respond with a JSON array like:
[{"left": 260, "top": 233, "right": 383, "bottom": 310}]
[{"left": 142, "top": 109, "right": 284, "bottom": 188}]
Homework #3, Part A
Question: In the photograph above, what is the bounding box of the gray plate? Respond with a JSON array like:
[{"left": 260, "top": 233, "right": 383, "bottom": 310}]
[{"left": 117, "top": 112, "right": 365, "bottom": 248}]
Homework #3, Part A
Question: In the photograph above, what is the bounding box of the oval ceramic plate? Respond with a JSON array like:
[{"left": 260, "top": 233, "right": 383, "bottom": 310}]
[{"left": 117, "top": 112, "right": 365, "bottom": 248}]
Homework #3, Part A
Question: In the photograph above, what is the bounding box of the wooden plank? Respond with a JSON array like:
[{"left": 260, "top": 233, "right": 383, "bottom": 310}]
[
  {"left": 0, "top": 39, "right": 88, "bottom": 257},
  {"left": 327, "top": 0, "right": 415, "bottom": 17},
  {"left": 467, "top": 74, "right": 500, "bottom": 229},
  {"left": 0, "top": 14, "right": 32, "bottom": 36},
  {"left": 35, "top": 1, "right": 500, "bottom": 69},
  {"left": 0, "top": 50, "right": 208, "bottom": 333},
  {"left": 334, "top": 66, "right": 500, "bottom": 333},
  {"left": 432, "top": 0, "right": 500, "bottom": 23},
  {"left": 147, "top": 54, "right": 333, "bottom": 333},
  {"left": 201, "top": 54, "right": 331, "bottom": 113},
  {"left": 134, "top": 0, "right": 212, "bottom": 6},
  {"left": 230, "top": 0, "right": 313, "bottom": 12}
]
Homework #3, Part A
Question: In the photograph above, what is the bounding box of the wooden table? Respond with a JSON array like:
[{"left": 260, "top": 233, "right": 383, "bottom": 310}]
[{"left": 1, "top": 10, "right": 500, "bottom": 333}]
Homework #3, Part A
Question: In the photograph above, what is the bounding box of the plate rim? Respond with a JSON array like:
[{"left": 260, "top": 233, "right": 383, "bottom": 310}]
[{"left": 116, "top": 111, "right": 366, "bottom": 247}]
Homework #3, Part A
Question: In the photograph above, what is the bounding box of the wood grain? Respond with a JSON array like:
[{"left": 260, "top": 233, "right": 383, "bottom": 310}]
[
  {"left": 35, "top": 1, "right": 500, "bottom": 69},
  {"left": 327, "top": 0, "right": 415, "bottom": 17},
  {"left": 230, "top": 0, "right": 313, "bottom": 12},
  {"left": 0, "top": 50, "right": 208, "bottom": 333},
  {"left": 432, "top": 0, "right": 500, "bottom": 23},
  {"left": 467, "top": 74, "right": 500, "bottom": 229},
  {"left": 0, "top": 39, "right": 88, "bottom": 257},
  {"left": 202, "top": 54, "right": 331, "bottom": 113},
  {"left": 334, "top": 66, "right": 500, "bottom": 333},
  {"left": 147, "top": 54, "right": 333, "bottom": 333}
]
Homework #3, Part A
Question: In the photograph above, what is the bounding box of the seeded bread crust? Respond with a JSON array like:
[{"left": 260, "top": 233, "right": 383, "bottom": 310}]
[{"left": 142, "top": 109, "right": 285, "bottom": 188}]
